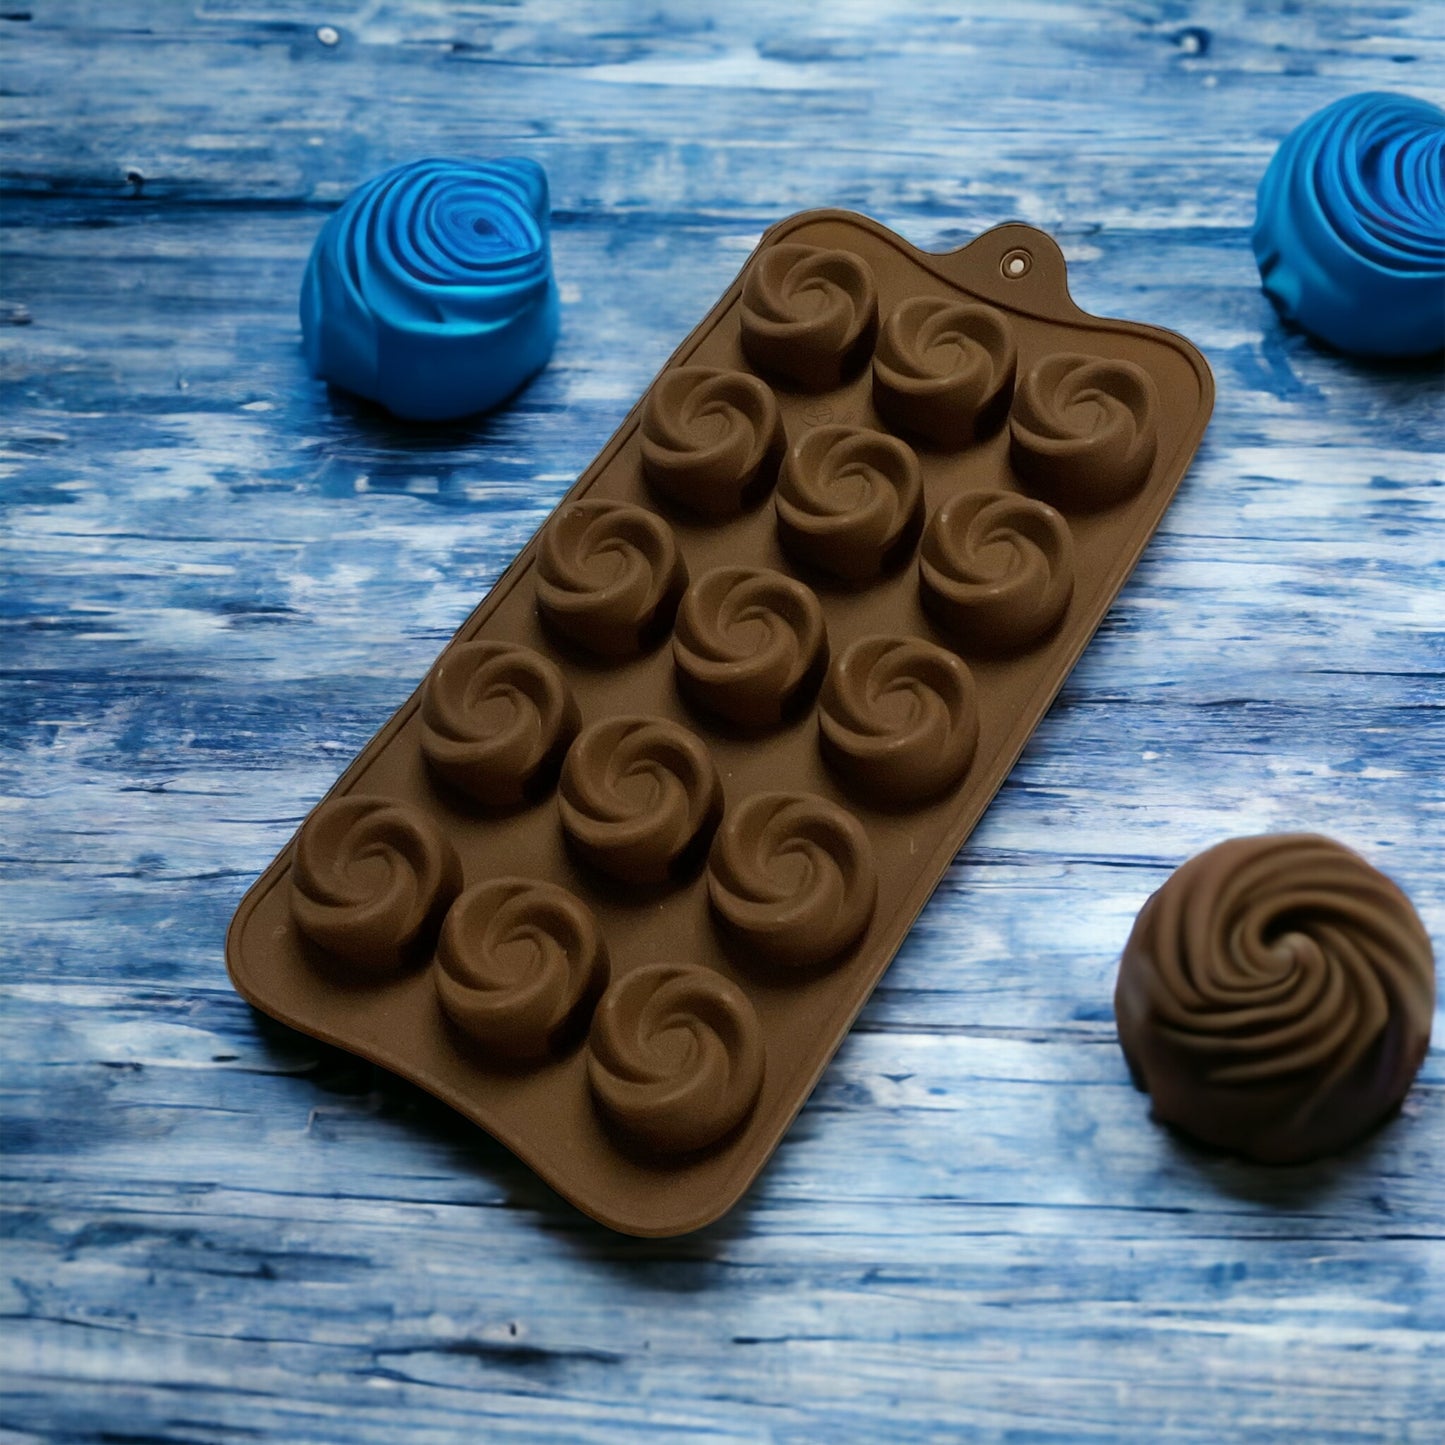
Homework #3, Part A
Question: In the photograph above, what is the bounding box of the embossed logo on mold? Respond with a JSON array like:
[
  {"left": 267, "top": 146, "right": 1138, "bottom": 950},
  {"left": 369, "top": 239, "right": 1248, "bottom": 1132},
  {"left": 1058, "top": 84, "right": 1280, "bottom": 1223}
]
[
  {"left": 873, "top": 297, "right": 1017, "bottom": 449},
  {"left": 777, "top": 424, "right": 924, "bottom": 585},
  {"left": 289, "top": 795, "right": 462, "bottom": 973},
  {"left": 587, "top": 962, "right": 766, "bottom": 1155},
  {"left": 819, "top": 635, "right": 980, "bottom": 804},
  {"left": 919, "top": 489, "right": 1075, "bottom": 654},
  {"left": 740, "top": 243, "right": 879, "bottom": 392},
  {"left": 1010, "top": 353, "right": 1160, "bottom": 510},
  {"left": 435, "top": 878, "right": 609, "bottom": 1063},
  {"left": 420, "top": 641, "right": 580, "bottom": 808},
  {"left": 673, "top": 565, "right": 829, "bottom": 729},
  {"left": 558, "top": 716, "right": 724, "bottom": 885},
  {"left": 707, "top": 791, "right": 877, "bottom": 969},
  {"left": 535, "top": 499, "right": 687, "bottom": 659},
  {"left": 641, "top": 366, "right": 785, "bottom": 518},
  {"left": 1115, "top": 834, "right": 1436, "bottom": 1165}
]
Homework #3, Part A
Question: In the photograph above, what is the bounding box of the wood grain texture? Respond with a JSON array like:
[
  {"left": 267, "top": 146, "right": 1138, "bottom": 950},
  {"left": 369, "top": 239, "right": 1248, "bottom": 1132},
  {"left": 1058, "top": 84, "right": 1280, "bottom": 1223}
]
[{"left": 1, "top": 1, "right": 1442, "bottom": 1440}]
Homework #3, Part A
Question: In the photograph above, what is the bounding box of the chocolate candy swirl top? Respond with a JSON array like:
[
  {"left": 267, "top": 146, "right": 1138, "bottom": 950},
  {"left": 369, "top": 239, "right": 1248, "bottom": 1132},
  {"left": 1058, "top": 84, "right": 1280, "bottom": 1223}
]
[
  {"left": 535, "top": 499, "right": 687, "bottom": 659},
  {"left": 1115, "top": 834, "right": 1435, "bottom": 1164},
  {"left": 587, "top": 962, "right": 766, "bottom": 1155},
  {"left": 707, "top": 791, "right": 877, "bottom": 968},
  {"left": 289, "top": 795, "right": 462, "bottom": 972},
  {"left": 420, "top": 641, "right": 580, "bottom": 808},
  {"left": 740, "top": 244, "right": 879, "bottom": 392},
  {"left": 776, "top": 424, "right": 925, "bottom": 585},
  {"left": 819, "top": 635, "right": 980, "bottom": 804},
  {"left": 435, "top": 878, "right": 609, "bottom": 1062},
  {"left": 641, "top": 366, "right": 785, "bottom": 518},
  {"left": 559, "top": 716, "right": 724, "bottom": 885},
  {"left": 1010, "top": 353, "right": 1160, "bottom": 510},
  {"left": 919, "top": 489, "right": 1074, "bottom": 654},
  {"left": 673, "top": 566, "right": 828, "bottom": 728},
  {"left": 873, "top": 297, "right": 1018, "bottom": 448}
]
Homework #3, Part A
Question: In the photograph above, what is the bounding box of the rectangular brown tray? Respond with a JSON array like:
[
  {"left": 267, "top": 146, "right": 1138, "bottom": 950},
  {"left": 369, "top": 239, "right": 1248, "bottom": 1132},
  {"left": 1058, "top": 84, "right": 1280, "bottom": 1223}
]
[{"left": 227, "top": 212, "right": 1214, "bottom": 1236}]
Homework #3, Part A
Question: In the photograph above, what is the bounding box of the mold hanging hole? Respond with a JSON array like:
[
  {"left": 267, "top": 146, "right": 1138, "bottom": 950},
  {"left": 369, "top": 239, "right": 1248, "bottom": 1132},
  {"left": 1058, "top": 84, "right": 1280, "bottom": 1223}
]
[{"left": 1002, "top": 249, "right": 1032, "bottom": 279}]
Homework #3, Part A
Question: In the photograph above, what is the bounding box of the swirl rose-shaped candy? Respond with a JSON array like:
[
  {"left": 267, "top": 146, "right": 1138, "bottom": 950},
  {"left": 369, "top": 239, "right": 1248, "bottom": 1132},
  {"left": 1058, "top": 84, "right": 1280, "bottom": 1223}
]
[
  {"left": 819, "top": 636, "right": 980, "bottom": 804},
  {"left": 419, "top": 641, "right": 579, "bottom": 808},
  {"left": 535, "top": 499, "right": 687, "bottom": 659},
  {"left": 1115, "top": 835, "right": 1435, "bottom": 1164},
  {"left": 289, "top": 795, "right": 462, "bottom": 972},
  {"left": 435, "top": 879, "right": 609, "bottom": 1062},
  {"left": 707, "top": 792, "right": 877, "bottom": 969},
  {"left": 587, "top": 963, "right": 766, "bottom": 1154},
  {"left": 1009, "top": 353, "right": 1160, "bottom": 511},
  {"left": 919, "top": 489, "right": 1075, "bottom": 654},
  {"left": 1253, "top": 93, "right": 1445, "bottom": 358},
  {"left": 740, "top": 244, "right": 879, "bottom": 391},
  {"left": 673, "top": 566, "right": 829, "bottom": 728},
  {"left": 641, "top": 367, "right": 786, "bottom": 517},
  {"left": 300, "top": 157, "right": 559, "bottom": 421},
  {"left": 559, "top": 716, "right": 724, "bottom": 885},
  {"left": 776, "top": 425, "right": 925, "bottom": 584},
  {"left": 873, "top": 297, "right": 1018, "bottom": 449}
]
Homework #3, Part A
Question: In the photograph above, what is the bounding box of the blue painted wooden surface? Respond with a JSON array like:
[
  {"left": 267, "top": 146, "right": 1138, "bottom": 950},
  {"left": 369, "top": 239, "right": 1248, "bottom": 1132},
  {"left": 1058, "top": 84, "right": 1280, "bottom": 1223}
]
[{"left": 2, "top": 2, "right": 1442, "bottom": 1439}]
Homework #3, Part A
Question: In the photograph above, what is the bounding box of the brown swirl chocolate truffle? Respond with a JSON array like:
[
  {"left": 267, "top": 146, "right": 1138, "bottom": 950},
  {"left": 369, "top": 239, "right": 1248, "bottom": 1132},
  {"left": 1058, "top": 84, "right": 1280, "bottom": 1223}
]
[
  {"left": 1115, "top": 834, "right": 1435, "bottom": 1164},
  {"left": 776, "top": 424, "right": 925, "bottom": 584},
  {"left": 740, "top": 243, "right": 878, "bottom": 391},
  {"left": 673, "top": 565, "right": 828, "bottom": 728},
  {"left": 587, "top": 962, "right": 766, "bottom": 1154}
]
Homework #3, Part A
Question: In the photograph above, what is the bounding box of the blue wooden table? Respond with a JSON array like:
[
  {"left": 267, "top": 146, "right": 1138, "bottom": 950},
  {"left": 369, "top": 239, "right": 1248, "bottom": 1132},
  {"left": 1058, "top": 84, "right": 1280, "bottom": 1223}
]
[{"left": 3, "top": 3, "right": 1442, "bottom": 1440}]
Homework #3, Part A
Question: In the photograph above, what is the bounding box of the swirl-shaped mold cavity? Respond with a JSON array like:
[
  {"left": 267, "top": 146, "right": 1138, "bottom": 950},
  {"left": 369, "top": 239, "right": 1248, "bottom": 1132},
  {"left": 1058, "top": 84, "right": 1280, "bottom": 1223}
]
[
  {"left": 740, "top": 244, "right": 879, "bottom": 391},
  {"left": 776, "top": 425, "right": 925, "bottom": 584},
  {"left": 419, "top": 641, "right": 580, "bottom": 807},
  {"left": 872, "top": 297, "right": 1018, "bottom": 448},
  {"left": 559, "top": 716, "right": 724, "bottom": 885},
  {"left": 299, "top": 157, "right": 559, "bottom": 421},
  {"left": 640, "top": 367, "right": 786, "bottom": 518},
  {"left": 435, "top": 878, "right": 609, "bottom": 1062},
  {"left": 587, "top": 962, "right": 766, "bottom": 1154},
  {"left": 535, "top": 499, "right": 687, "bottom": 659},
  {"left": 289, "top": 795, "right": 462, "bottom": 972},
  {"left": 1009, "top": 353, "right": 1160, "bottom": 511},
  {"left": 1253, "top": 93, "right": 1445, "bottom": 358},
  {"left": 673, "top": 566, "right": 828, "bottom": 728},
  {"left": 707, "top": 792, "right": 877, "bottom": 969},
  {"left": 819, "top": 636, "right": 980, "bottom": 804},
  {"left": 919, "top": 489, "right": 1074, "bottom": 654},
  {"left": 1115, "top": 834, "right": 1435, "bottom": 1164}
]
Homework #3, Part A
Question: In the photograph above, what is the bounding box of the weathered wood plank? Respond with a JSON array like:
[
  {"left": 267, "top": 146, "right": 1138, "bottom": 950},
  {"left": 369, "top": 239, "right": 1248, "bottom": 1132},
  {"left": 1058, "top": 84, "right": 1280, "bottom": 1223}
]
[{"left": 2, "top": 0, "right": 1442, "bottom": 1440}]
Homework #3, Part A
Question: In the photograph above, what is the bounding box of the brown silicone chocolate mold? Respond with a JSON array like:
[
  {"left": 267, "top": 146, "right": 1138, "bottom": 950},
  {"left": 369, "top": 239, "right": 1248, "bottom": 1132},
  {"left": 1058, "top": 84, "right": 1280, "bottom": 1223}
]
[{"left": 228, "top": 214, "right": 1214, "bottom": 1236}]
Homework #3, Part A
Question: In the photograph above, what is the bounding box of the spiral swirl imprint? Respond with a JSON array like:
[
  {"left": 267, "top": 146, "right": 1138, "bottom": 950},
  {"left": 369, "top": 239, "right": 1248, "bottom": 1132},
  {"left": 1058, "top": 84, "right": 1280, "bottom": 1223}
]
[
  {"left": 919, "top": 489, "right": 1074, "bottom": 654},
  {"left": 1009, "top": 352, "right": 1160, "bottom": 511},
  {"left": 872, "top": 297, "right": 1018, "bottom": 449},
  {"left": 819, "top": 635, "right": 980, "bottom": 804},
  {"left": 673, "top": 566, "right": 829, "bottom": 728},
  {"left": 1253, "top": 92, "right": 1445, "bottom": 358},
  {"left": 289, "top": 794, "right": 462, "bottom": 973},
  {"left": 299, "top": 157, "right": 558, "bottom": 421},
  {"left": 640, "top": 367, "right": 786, "bottom": 518},
  {"left": 739, "top": 243, "right": 879, "bottom": 392},
  {"left": 419, "top": 641, "right": 580, "bottom": 808},
  {"left": 535, "top": 499, "right": 688, "bottom": 659},
  {"left": 434, "top": 878, "right": 610, "bottom": 1062},
  {"left": 776, "top": 424, "right": 925, "bottom": 585},
  {"left": 558, "top": 716, "right": 724, "bottom": 885},
  {"left": 707, "top": 791, "right": 877, "bottom": 969},
  {"left": 1115, "top": 834, "right": 1435, "bottom": 1164},
  {"left": 587, "top": 962, "right": 766, "bottom": 1154}
]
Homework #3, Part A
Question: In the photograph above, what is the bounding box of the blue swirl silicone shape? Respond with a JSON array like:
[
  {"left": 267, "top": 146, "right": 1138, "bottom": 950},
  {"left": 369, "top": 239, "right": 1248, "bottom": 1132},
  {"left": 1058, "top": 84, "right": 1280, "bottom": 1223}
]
[
  {"left": 300, "top": 157, "right": 560, "bottom": 420},
  {"left": 1252, "top": 93, "right": 1445, "bottom": 358}
]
